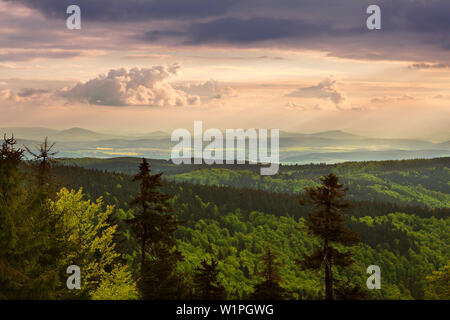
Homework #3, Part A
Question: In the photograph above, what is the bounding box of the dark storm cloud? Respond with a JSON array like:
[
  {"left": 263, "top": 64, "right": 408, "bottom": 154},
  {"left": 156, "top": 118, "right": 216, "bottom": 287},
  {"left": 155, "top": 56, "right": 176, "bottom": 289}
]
[
  {"left": 142, "top": 18, "right": 332, "bottom": 44},
  {"left": 132, "top": 0, "right": 450, "bottom": 62},
  {"left": 12, "top": 0, "right": 450, "bottom": 35},
  {"left": 9, "top": 0, "right": 239, "bottom": 21},
  {"left": 402, "top": 1, "right": 450, "bottom": 33},
  {"left": 5, "top": 0, "right": 450, "bottom": 62},
  {"left": 186, "top": 18, "right": 332, "bottom": 44}
]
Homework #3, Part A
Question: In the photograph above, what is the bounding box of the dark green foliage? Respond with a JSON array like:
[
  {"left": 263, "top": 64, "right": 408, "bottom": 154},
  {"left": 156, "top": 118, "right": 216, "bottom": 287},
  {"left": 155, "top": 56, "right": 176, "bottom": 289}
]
[
  {"left": 51, "top": 160, "right": 449, "bottom": 300},
  {"left": 0, "top": 135, "right": 27, "bottom": 298},
  {"left": 193, "top": 258, "right": 226, "bottom": 300},
  {"left": 1, "top": 153, "right": 445, "bottom": 300},
  {"left": 250, "top": 247, "right": 289, "bottom": 300},
  {"left": 62, "top": 156, "right": 450, "bottom": 209},
  {"left": 0, "top": 136, "right": 63, "bottom": 299},
  {"left": 335, "top": 280, "right": 367, "bottom": 300}
]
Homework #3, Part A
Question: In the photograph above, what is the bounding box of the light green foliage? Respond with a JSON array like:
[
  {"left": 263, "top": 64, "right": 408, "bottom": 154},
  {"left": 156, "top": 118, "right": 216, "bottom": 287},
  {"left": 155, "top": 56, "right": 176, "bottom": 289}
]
[
  {"left": 91, "top": 265, "right": 139, "bottom": 300},
  {"left": 424, "top": 261, "right": 450, "bottom": 300},
  {"left": 50, "top": 188, "right": 138, "bottom": 299}
]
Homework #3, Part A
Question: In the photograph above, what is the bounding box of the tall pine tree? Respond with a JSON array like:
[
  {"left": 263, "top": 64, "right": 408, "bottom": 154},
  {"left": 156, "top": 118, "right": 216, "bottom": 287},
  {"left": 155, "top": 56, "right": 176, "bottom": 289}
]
[
  {"left": 127, "top": 158, "right": 185, "bottom": 299},
  {"left": 298, "top": 173, "right": 361, "bottom": 300}
]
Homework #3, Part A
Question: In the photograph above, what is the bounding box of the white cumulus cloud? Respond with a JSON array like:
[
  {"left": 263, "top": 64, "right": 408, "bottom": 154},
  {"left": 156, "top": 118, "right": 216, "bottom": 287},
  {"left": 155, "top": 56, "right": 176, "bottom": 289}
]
[{"left": 60, "top": 64, "right": 200, "bottom": 107}]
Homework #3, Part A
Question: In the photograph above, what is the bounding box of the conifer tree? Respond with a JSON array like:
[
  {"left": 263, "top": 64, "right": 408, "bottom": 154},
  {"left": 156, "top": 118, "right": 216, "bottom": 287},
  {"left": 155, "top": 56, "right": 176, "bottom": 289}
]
[
  {"left": 0, "top": 135, "right": 27, "bottom": 298},
  {"left": 298, "top": 173, "right": 361, "bottom": 300},
  {"left": 25, "top": 137, "right": 57, "bottom": 187},
  {"left": 193, "top": 258, "right": 226, "bottom": 300},
  {"left": 127, "top": 158, "right": 184, "bottom": 299},
  {"left": 0, "top": 136, "right": 61, "bottom": 299},
  {"left": 23, "top": 138, "right": 64, "bottom": 298},
  {"left": 250, "top": 246, "right": 289, "bottom": 300}
]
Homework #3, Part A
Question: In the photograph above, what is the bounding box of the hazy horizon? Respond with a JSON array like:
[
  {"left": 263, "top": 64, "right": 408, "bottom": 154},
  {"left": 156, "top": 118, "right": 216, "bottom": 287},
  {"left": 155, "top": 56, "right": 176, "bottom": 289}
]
[{"left": 1, "top": 125, "right": 449, "bottom": 142}]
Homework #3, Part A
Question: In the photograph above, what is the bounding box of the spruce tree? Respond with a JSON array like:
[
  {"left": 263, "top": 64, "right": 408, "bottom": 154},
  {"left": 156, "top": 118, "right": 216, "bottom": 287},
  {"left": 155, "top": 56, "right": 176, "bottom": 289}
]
[
  {"left": 193, "top": 258, "right": 226, "bottom": 300},
  {"left": 298, "top": 173, "right": 361, "bottom": 300},
  {"left": 24, "top": 138, "right": 65, "bottom": 298},
  {"left": 0, "top": 136, "right": 61, "bottom": 299},
  {"left": 0, "top": 135, "right": 27, "bottom": 298},
  {"left": 250, "top": 246, "right": 289, "bottom": 300},
  {"left": 25, "top": 137, "right": 57, "bottom": 187},
  {"left": 127, "top": 158, "right": 184, "bottom": 299}
]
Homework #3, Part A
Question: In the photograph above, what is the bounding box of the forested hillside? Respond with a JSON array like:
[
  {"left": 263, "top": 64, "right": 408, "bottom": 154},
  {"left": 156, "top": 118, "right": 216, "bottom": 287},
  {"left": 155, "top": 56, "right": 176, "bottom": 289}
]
[
  {"left": 58, "top": 157, "right": 450, "bottom": 208},
  {"left": 1, "top": 135, "right": 448, "bottom": 300},
  {"left": 49, "top": 157, "right": 450, "bottom": 300}
]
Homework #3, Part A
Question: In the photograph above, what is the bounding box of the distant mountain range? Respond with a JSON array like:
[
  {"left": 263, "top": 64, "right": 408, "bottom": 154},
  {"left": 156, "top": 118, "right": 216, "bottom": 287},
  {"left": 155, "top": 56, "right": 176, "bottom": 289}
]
[
  {"left": 1, "top": 127, "right": 449, "bottom": 164},
  {"left": 279, "top": 130, "right": 363, "bottom": 140}
]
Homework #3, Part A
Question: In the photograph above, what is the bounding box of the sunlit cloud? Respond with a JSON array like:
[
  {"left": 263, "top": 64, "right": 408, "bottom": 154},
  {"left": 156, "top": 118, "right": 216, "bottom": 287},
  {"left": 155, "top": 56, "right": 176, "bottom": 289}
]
[{"left": 285, "top": 78, "right": 345, "bottom": 108}]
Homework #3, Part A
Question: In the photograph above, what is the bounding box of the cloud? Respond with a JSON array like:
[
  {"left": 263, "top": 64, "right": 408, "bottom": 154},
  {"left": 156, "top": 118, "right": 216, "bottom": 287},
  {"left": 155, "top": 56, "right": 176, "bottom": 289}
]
[
  {"left": 409, "top": 63, "right": 449, "bottom": 69},
  {"left": 16, "top": 88, "right": 50, "bottom": 97},
  {"left": 144, "top": 17, "right": 331, "bottom": 45},
  {"left": 0, "top": 87, "right": 51, "bottom": 102},
  {"left": 370, "top": 95, "right": 415, "bottom": 104},
  {"left": 285, "top": 78, "right": 345, "bottom": 106},
  {"left": 0, "top": 62, "right": 17, "bottom": 69},
  {"left": 0, "top": 66, "right": 236, "bottom": 107},
  {"left": 12, "top": 0, "right": 239, "bottom": 21},
  {"left": 122, "top": 54, "right": 171, "bottom": 60},
  {"left": 434, "top": 94, "right": 450, "bottom": 100},
  {"left": 177, "top": 79, "right": 237, "bottom": 100},
  {"left": 142, "top": 17, "right": 332, "bottom": 45},
  {"left": 214, "top": 87, "right": 238, "bottom": 99},
  {"left": 4, "top": 0, "right": 450, "bottom": 64},
  {"left": 0, "top": 89, "right": 13, "bottom": 100},
  {"left": 60, "top": 64, "right": 200, "bottom": 106},
  {"left": 0, "top": 50, "right": 85, "bottom": 62},
  {"left": 285, "top": 102, "right": 305, "bottom": 110},
  {"left": 133, "top": 1, "right": 450, "bottom": 63},
  {"left": 182, "top": 55, "right": 286, "bottom": 61}
]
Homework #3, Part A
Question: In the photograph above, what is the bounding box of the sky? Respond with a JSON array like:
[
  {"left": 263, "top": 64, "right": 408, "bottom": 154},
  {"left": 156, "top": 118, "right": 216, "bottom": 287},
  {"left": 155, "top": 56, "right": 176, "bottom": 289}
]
[{"left": 0, "top": 0, "right": 449, "bottom": 139}]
